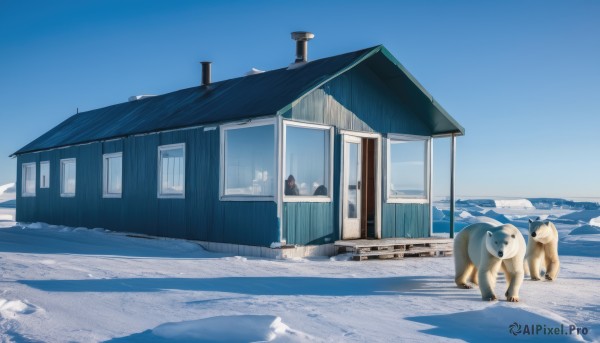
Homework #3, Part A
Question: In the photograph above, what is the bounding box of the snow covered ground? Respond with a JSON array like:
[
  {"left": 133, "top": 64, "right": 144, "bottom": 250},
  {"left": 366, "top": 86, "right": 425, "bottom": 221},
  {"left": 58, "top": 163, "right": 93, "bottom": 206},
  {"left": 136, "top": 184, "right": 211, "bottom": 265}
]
[{"left": 0, "top": 200, "right": 599, "bottom": 342}]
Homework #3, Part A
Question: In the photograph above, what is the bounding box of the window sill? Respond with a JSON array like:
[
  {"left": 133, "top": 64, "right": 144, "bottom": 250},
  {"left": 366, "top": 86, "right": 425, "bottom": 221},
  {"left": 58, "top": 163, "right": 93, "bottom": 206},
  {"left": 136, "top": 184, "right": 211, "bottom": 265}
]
[
  {"left": 385, "top": 198, "right": 429, "bottom": 204},
  {"left": 103, "top": 194, "right": 122, "bottom": 199},
  {"left": 22, "top": 194, "right": 36, "bottom": 197},
  {"left": 284, "top": 196, "right": 332, "bottom": 203},
  {"left": 220, "top": 195, "right": 275, "bottom": 202},
  {"left": 60, "top": 193, "right": 76, "bottom": 198},
  {"left": 158, "top": 194, "right": 185, "bottom": 199}
]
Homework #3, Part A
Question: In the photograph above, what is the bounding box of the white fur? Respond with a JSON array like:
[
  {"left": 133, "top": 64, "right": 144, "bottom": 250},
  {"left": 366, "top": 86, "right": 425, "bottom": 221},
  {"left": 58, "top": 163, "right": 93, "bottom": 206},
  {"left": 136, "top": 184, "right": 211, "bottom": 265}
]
[
  {"left": 524, "top": 220, "right": 560, "bottom": 281},
  {"left": 454, "top": 223, "right": 526, "bottom": 302}
]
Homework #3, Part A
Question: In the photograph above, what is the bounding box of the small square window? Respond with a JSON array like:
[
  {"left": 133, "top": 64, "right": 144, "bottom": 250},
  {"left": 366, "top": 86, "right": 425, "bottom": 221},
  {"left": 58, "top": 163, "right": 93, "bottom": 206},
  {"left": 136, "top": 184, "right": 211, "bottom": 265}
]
[
  {"left": 60, "top": 158, "right": 76, "bottom": 197},
  {"left": 158, "top": 144, "right": 185, "bottom": 198},
  {"left": 40, "top": 161, "right": 50, "bottom": 189},
  {"left": 103, "top": 153, "right": 122, "bottom": 198},
  {"left": 22, "top": 163, "right": 36, "bottom": 197}
]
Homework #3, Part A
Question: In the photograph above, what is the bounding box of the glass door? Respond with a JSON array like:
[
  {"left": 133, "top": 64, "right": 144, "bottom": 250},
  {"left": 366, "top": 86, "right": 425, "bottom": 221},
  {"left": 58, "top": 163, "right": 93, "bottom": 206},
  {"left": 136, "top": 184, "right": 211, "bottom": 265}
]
[{"left": 342, "top": 135, "right": 362, "bottom": 239}]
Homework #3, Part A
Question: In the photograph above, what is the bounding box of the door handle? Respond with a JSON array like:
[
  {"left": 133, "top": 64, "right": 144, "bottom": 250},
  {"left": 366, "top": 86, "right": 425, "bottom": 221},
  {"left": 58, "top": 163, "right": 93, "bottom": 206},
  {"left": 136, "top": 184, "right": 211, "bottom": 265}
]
[{"left": 357, "top": 181, "right": 361, "bottom": 190}]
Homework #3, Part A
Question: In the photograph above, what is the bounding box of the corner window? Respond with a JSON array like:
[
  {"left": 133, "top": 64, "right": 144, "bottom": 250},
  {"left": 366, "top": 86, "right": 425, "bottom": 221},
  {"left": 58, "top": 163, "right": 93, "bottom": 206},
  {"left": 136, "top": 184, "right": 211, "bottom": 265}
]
[
  {"left": 158, "top": 144, "right": 185, "bottom": 198},
  {"left": 103, "top": 152, "right": 122, "bottom": 198},
  {"left": 22, "top": 163, "right": 36, "bottom": 197},
  {"left": 221, "top": 120, "right": 275, "bottom": 199},
  {"left": 60, "top": 158, "right": 76, "bottom": 197},
  {"left": 40, "top": 161, "right": 50, "bottom": 188},
  {"left": 386, "top": 135, "right": 430, "bottom": 203},
  {"left": 283, "top": 122, "right": 332, "bottom": 202}
]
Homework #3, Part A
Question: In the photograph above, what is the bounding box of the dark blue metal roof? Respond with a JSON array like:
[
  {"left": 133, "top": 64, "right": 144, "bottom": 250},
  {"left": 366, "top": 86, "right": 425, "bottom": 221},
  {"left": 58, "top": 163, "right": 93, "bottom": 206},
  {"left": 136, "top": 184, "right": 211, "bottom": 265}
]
[{"left": 13, "top": 45, "right": 463, "bottom": 156}]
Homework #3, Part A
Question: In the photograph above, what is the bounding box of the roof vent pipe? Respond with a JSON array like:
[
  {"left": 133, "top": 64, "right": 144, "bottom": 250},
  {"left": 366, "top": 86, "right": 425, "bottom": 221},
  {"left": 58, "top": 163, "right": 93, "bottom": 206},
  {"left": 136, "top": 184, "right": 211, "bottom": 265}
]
[
  {"left": 291, "top": 32, "right": 314, "bottom": 63},
  {"left": 201, "top": 61, "right": 212, "bottom": 86}
]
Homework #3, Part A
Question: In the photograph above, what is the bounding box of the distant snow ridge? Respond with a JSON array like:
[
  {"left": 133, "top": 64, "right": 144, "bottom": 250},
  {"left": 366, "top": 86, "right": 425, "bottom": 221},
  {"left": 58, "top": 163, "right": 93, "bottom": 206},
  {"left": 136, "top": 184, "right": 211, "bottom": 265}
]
[
  {"left": 494, "top": 199, "right": 534, "bottom": 209},
  {"left": 0, "top": 183, "right": 15, "bottom": 195}
]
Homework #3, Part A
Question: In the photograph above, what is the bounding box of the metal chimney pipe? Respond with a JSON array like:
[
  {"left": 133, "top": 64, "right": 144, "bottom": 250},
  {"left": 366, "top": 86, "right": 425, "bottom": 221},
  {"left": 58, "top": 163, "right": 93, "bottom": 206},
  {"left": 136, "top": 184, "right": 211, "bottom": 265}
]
[
  {"left": 201, "top": 61, "right": 212, "bottom": 86},
  {"left": 291, "top": 32, "right": 315, "bottom": 63}
]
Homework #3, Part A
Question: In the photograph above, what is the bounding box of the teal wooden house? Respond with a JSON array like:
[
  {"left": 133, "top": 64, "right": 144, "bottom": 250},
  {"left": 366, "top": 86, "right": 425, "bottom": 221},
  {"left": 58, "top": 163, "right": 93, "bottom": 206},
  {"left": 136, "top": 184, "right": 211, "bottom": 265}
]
[{"left": 13, "top": 33, "right": 464, "bottom": 257}]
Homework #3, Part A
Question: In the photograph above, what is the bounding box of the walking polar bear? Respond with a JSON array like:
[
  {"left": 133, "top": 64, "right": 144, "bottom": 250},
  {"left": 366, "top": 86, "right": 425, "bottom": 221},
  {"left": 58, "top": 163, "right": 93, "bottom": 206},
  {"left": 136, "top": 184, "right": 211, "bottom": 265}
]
[
  {"left": 525, "top": 218, "right": 560, "bottom": 281},
  {"left": 454, "top": 223, "right": 526, "bottom": 302}
]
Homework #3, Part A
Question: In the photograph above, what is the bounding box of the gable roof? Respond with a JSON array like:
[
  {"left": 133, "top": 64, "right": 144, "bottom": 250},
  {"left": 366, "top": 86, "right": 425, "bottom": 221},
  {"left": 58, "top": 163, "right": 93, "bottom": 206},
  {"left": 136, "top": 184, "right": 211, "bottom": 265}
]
[{"left": 13, "top": 45, "right": 464, "bottom": 156}]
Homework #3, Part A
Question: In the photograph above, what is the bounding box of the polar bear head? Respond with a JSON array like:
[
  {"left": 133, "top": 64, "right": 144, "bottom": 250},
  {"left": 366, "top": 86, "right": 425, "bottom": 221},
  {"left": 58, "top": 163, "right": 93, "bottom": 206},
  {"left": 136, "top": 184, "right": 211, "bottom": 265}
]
[
  {"left": 485, "top": 225, "right": 521, "bottom": 259},
  {"left": 528, "top": 218, "right": 553, "bottom": 243}
]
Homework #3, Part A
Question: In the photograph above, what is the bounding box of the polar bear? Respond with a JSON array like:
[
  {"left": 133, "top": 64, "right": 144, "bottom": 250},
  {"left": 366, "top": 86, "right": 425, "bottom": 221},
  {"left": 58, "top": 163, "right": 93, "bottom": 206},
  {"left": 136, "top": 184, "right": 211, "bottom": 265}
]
[
  {"left": 454, "top": 223, "right": 526, "bottom": 302},
  {"left": 525, "top": 218, "right": 560, "bottom": 281}
]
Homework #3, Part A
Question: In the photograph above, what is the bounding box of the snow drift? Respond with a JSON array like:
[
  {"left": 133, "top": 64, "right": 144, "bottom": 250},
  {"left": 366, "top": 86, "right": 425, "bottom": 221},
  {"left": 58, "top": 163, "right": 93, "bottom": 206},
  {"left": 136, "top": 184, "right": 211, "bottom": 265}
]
[{"left": 152, "top": 315, "right": 293, "bottom": 342}]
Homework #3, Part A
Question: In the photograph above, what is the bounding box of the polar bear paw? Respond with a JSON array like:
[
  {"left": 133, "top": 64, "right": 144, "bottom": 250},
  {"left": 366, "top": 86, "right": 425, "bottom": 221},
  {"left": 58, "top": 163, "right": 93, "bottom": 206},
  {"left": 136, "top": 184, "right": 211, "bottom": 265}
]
[
  {"left": 458, "top": 283, "right": 473, "bottom": 289},
  {"left": 482, "top": 294, "right": 497, "bottom": 301},
  {"left": 530, "top": 276, "right": 541, "bottom": 281},
  {"left": 545, "top": 275, "right": 554, "bottom": 281},
  {"left": 506, "top": 295, "right": 519, "bottom": 302}
]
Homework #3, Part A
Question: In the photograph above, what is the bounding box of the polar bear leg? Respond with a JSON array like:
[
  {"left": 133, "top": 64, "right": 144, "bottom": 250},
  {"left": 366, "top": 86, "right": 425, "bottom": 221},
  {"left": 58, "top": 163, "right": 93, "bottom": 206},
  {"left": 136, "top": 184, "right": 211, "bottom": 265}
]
[
  {"left": 501, "top": 263, "right": 512, "bottom": 285},
  {"left": 478, "top": 260, "right": 501, "bottom": 301},
  {"left": 544, "top": 242, "right": 560, "bottom": 281},
  {"left": 455, "top": 263, "right": 475, "bottom": 289},
  {"left": 454, "top": 232, "right": 474, "bottom": 288},
  {"left": 527, "top": 243, "right": 544, "bottom": 280},
  {"left": 503, "top": 259, "right": 524, "bottom": 302},
  {"left": 470, "top": 266, "right": 479, "bottom": 285}
]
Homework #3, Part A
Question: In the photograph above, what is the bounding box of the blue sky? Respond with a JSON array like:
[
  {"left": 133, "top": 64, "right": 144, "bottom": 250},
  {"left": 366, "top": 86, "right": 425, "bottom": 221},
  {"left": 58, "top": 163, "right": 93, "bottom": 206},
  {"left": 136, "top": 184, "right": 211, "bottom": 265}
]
[{"left": 1, "top": 0, "right": 598, "bottom": 198}]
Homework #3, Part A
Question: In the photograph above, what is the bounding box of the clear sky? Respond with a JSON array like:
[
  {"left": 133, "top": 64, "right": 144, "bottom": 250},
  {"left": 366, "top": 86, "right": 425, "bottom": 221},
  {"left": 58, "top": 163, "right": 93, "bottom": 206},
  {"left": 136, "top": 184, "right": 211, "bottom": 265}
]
[{"left": 1, "top": 0, "right": 598, "bottom": 199}]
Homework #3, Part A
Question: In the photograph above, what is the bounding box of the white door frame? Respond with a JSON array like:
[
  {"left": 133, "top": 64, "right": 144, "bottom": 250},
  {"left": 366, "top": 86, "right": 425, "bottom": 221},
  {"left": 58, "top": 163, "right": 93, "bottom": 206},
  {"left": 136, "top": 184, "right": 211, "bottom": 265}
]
[{"left": 339, "top": 130, "right": 382, "bottom": 240}]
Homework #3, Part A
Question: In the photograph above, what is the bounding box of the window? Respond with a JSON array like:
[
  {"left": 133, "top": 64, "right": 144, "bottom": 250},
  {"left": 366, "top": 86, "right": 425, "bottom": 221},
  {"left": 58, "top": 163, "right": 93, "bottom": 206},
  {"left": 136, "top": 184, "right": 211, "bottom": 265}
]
[
  {"left": 284, "top": 122, "right": 332, "bottom": 201},
  {"left": 221, "top": 120, "right": 275, "bottom": 199},
  {"left": 22, "top": 163, "right": 36, "bottom": 197},
  {"left": 60, "top": 158, "right": 76, "bottom": 197},
  {"left": 387, "top": 136, "right": 429, "bottom": 203},
  {"left": 103, "top": 152, "right": 122, "bottom": 198},
  {"left": 40, "top": 161, "right": 50, "bottom": 188},
  {"left": 158, "top": 144, "right": 185, "bottom": 198}
]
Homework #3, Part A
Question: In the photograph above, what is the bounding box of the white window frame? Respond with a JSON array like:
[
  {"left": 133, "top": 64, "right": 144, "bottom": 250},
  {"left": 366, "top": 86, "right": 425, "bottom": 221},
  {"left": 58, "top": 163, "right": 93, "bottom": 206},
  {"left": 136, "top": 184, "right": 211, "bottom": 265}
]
[
  {"left": 21, "top": 162, "right": 36, "bottom": 197},
  {"left": 103, "top": 152, "right": 123, "bottom": 198},
  {"left": 157, "top": 143, "right": 186, "bottom": 199},
  {"left": 385, "top": 134, "right": 431, "bottom": 204},
  {"left": 220, "top": 118, "right": 278, "bottom": 202},
  {"left": 39, "top": 161, "right": 50, "bottom": 189},
  {"left": 282, "top": 120, "right": 334, "bottom": 203},
  {"left": 60, "top": 158, "right": 76, "bottom": 197}
]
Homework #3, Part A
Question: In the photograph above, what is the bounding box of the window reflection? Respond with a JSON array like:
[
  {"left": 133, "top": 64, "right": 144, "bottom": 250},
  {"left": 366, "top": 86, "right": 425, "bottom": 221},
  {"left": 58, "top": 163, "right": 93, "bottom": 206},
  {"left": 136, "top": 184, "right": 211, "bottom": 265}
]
[
  {"left": 224, "top": 124, "right": 275, "bottom": 196},
  {"left": 388, "top": 139, "right": 427, "bottom": 199},
  {"left": 285, "top": 126, "right": 330, "bottom": 197}
]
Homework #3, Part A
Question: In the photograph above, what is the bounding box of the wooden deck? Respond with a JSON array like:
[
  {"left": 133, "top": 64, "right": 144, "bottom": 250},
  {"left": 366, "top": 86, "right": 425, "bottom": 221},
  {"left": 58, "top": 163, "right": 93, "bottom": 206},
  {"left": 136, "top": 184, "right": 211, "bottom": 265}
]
[{"left": 334, "top": 237, "right": 453, "bottom": 261}]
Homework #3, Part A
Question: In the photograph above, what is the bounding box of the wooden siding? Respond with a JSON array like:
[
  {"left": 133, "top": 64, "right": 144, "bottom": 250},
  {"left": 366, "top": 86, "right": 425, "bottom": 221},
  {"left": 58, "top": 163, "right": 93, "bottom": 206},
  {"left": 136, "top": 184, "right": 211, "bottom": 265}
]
[
  {"left": 283, "top": 202, "right": 335, "bottom": 245},
  {"left": 282, "top": 62, "right": 431, "bottom": 240},
  {"left": 16, "top": 128, "right": 279, "bottom": 247},
  {"left": 283, "top": 63, "right": 432, "bottom": 136},
  {"left": 381, "top": 203, "right": 430, "bottom": 238}
]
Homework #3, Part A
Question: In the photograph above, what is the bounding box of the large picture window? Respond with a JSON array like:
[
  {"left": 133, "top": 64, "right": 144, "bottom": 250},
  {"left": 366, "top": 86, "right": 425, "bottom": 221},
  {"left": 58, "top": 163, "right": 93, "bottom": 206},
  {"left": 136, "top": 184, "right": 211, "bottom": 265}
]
[
  {"left": 158, "top": 144, "right": 185, "bottom": 198},
  {"left": 222, "top": 121, "right": 275, "bottom": 199},
  {"left": 387, "top": 136, "right": 429, "bottom": 203},
  {"left": 103, "top": 152, "right": 123, "bottom": 198},
  {"left": 284, "top": 122, "right": 332, "bottom": 201},
  {"left": 22, "top": 163, "right": 36, "bottom": 197},
  {"left": 60, "top": 158, "right": 76, "bottom": 197},
  {"left": 40, "top": 161, "right": 50, "bottom": 188}
]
